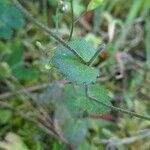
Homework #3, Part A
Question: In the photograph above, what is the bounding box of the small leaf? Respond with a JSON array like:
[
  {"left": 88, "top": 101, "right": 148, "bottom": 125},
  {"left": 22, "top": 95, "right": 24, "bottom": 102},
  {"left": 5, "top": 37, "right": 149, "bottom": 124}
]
[
  {"left": 12, "top": 67, "right": 38, "bottom": 80},
  {"left": 0, "top": 25, "right": 13, "bottom": 39},
  {"left": 55, "top": 103, "right": 89, "bottom": 145},
  {"left": 51, "top": 39, "right": 99, "bottom": 84},
  {"left": 3, "top": 6, "right": 25, "bottom": 29},
  {"left": 7, "top": 41, "right": 24, "bottom": 66},
  {"left": 0, "top": 110, "right": 12, "bottom": 125},
  {"left": 87, "top": 0, "right": 104, "bottom": 11},
  {"left": 64, "top": 84, "right": 112, "bottom": 114},
  {"left": 77, "top": 84, "right": 112, "bottom": 114},
  {"left": 0, "top": 1, "right": 25, "bottom": 39},
  {"left": 63, "top": 119, "right": 89, "bottom": 145},
  {"left": 7, "top": 41, "right": 38, "bottom": 80}
]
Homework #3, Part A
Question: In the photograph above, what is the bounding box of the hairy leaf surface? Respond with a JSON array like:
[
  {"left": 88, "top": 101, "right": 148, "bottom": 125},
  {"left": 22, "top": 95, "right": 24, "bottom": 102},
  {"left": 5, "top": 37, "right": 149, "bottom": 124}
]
[
  {"left": 64, "top": 84, "right": 112, "bottom": 114},
  {"left": 51, "top": 39, "right": 99, "bottom": 84}
]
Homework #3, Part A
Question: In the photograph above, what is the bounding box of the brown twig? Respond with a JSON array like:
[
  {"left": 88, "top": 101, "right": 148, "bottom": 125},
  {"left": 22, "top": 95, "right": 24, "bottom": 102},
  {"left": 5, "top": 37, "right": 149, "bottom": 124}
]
[{"left": 0, "top": 79, "right": 72, "bottom": 100}]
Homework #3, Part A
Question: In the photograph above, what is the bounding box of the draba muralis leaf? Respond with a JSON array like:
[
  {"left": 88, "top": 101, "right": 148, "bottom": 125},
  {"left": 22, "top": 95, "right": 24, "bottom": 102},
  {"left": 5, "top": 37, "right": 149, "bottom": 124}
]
[
  {"left": 63, "top": 119, "right": 89, "bottom": 145},
  {"left": 64, "top": 84, "right": 112, "bottom": 114},
  {"left": 50, "top": 39, "right": 99, "bottom": 84}
]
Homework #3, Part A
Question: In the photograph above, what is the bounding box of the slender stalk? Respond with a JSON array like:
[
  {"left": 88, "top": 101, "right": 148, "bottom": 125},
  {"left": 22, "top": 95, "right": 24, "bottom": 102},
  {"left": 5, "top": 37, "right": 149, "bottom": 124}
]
[
  {"left": 12, "top": 0, "right": 86, "bottom": 64},
  {"left": 87, "top": 43, "right": 106, "bottom": 66},
  {"left": 85, "top": 85, "right": 150, "bottom": 121},
  {"left": 68, "top": 0, "right": 74, "bottom": 41}
]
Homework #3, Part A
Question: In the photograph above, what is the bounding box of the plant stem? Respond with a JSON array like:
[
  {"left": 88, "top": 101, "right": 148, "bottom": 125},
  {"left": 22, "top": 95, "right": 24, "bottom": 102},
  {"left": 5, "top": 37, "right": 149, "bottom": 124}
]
[
  {"left": 12, "top": 0, "right": 86, "bottom": 64},
  {"left": 68, "top": 0, "right": 74, "bottom": 41},
  {"left": 87, "top": 43, "right": 106, "bottom": 66},
  {"left": 85, "top": 85, "right": 150, "bottom": 121}
]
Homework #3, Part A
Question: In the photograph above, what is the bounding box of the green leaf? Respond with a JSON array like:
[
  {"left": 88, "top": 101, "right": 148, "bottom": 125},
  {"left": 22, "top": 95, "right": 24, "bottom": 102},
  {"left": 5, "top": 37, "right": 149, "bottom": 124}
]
[
  {"left": 56, "top": 84, "right": 112, "bottom": 146},
  {"left": 0, "top": 110, "right": 12, "bottom": 125},
  {"left": 63, "top": 119, "right": 89, "bottom": 145},
  {"left": 51, "top": 39, "right": 99, "bottom": 84},
  {"left": 64, "top": 84, "right": 112, "bottom": 114},
  {"left": 0, "top": 1, "right": 25, "bottom": 39},
  {"left": 3, "top": 6, "right": 25, "bottom": 29},
  {"left": 7, "top": 41, "right": 24, "bottom": 66},
  {"left": 55, "top": 103, "right": 89, "bottom": 145},
  {"left": 0, "top": 25, "right": 13, "bottom": 39},
  {"left": 12, "top": 66, "right": 38, "bottom": 80},
  {"left": 87, "top": 0, "right": 104, "bottom": 11},
  {"left": 7, "top": 41, "right": 38, "bottom": 80}
]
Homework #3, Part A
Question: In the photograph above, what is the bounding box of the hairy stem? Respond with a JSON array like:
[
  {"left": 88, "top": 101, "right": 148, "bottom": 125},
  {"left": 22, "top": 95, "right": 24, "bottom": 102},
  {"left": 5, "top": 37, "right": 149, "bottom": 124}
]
[
  {"left": 87, "top": 43, "right": 106, "bottom": 66},
  {"left": 85, "top": 85, "right": 150, "bottom": 121},
  {"left": 12, "top": 0, "right": 86, "bottom": 64},
  {"left": 68, "top": 0, "right": 74, "bottom": 41}
]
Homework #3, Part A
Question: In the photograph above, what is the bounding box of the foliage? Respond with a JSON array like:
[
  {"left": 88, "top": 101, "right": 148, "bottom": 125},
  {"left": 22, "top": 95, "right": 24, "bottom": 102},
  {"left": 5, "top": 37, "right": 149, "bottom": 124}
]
[
  {"left": 6, "top": 40, "right": 38, "bottom": 80},
  {"left": 0, "top": 0, "right": 25, "bottom": 39},
  {"left": 0, "top": 109, "right": 12, "bottom": 125},
  {"left": 51, "top": 39, "right": 99, "bottom": 84},
  {"left": 64, "top": 84, "right": 111, "bottom": 114},
  {"left": 0, "top": 0, "right": 150, "bottom": 149}
]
